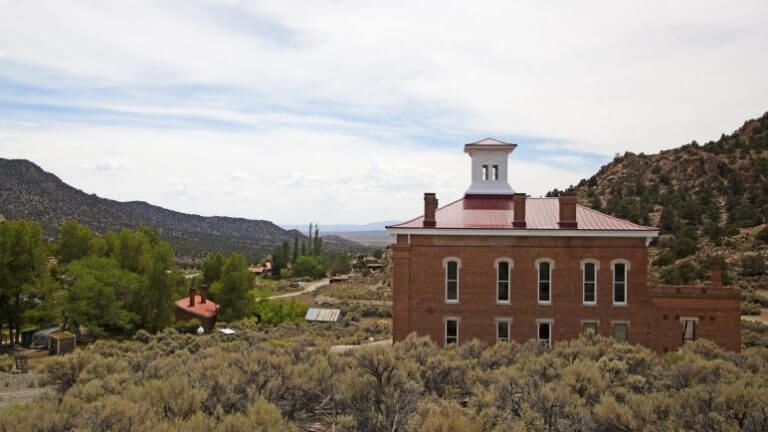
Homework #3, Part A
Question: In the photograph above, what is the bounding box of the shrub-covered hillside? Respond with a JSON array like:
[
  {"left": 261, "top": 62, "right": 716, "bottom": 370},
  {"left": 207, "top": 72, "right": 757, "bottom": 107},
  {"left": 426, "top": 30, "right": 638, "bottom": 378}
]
[
  {"left": 553, "top": 111, "right": 768, "bottom": 297},
  {"left": 3, "top": 322, "right": 768, "bottom": 432}
]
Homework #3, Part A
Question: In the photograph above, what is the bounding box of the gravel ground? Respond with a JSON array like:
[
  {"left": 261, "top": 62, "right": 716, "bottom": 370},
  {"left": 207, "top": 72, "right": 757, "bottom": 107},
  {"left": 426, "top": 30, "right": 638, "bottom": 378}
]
[{"left": 0, "top": 372, "right": 54, "bottom": 407}]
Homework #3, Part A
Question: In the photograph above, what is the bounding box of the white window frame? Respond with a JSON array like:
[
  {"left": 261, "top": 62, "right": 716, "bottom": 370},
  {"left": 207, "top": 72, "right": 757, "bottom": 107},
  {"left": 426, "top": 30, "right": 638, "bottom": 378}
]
[
  {"left": 680, "top": 316, "right": 698, "bottom": 344},
  {"left": 495, "top": 317, "right": 512, "bottom": 343},
  {"left": 443, "top": 257, "right": 461, "bottom": 304},
  {"left": 482, "top": 164, "right": 489, "bottom": 180},
  {"left": 611, "top": 320, "right": 630, "bottom": 342},
  {"left": 494, "top": 258, "right": 513, "bottom": 304},
  {"left": 492, "top": 164, "right": 499, "bottom": 180},
  {"left": 536, "top": 319, "right": 553, "bottom": 349},
  {"left": 535, "top": 258, "right": 554, "bottom": 305},
  {"left": 444, "top": 317, "right": 460, "bottom": 346},
  {"left": 611, "top": 259, "right": 630, "bottom": 306},
  {"left": 580, "top": 319, "right": 599, "bottom": 335},
  {"left": 580, "top": 259, "right": 599, "bottom": 306}
]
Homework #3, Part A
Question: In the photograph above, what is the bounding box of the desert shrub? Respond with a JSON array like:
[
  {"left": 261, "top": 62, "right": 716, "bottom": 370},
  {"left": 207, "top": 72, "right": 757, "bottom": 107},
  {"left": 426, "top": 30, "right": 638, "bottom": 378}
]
[
  {"left": 742, "top": 302, "right": 762, "bottom": 315},
  {"left": 0, "top": 355, "right": 14, "bottom": 372},
  {"left": 253, "top": 299, "right": 307, "bottom": 325},
  {"left": 173, "top": 318, "right": 203, "bottom": 334},
  {"left": 757, "top": 226, "right": 768, "bottom": 244},
  {"left": 741, "top": 254, "right": 766, "bottom": 276}
]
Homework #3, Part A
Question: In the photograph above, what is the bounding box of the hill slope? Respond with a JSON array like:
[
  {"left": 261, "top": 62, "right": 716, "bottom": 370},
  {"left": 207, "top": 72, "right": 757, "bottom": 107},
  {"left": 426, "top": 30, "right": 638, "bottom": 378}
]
[
  {"left": 556, "top": 111, "right": 768, "bottom": 292},
  {"left": 0, "top": 159, "right": 367, "bottom": 260}
]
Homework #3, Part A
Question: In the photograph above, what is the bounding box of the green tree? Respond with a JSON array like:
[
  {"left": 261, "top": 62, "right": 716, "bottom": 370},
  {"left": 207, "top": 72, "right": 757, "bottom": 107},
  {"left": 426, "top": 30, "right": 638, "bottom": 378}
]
[
  {"left": 113, "top": 228, "right": 150, "bottom": 273},
  {"left": 292, "top": 233, "right": 299, "bottom": 263},
  {"left": 293, "top": 255, "right": 326, "bottom": 279},
  {"left": 0, "top": 220, "right": 48, "bottom": 345},
  {"left": 216, "top": 253, "right": 254, "bottom": 321},
  {"left": 56, "top": 220, "right": 97, "bottom": 264},
  {"left": 326, "top": 253, "right": 352, "bottom": 276},
  {"left": 313, "top": 224, "right": 321, "bottom": 255},
  {"left": 62, "top": 257, "right": 141, "bottom": 336},
  {"left": 202, "top": 252, "right": 225, "bottom": 284},
  {"left": 142, "top": 242, "right": 176, "bottom": 331}
]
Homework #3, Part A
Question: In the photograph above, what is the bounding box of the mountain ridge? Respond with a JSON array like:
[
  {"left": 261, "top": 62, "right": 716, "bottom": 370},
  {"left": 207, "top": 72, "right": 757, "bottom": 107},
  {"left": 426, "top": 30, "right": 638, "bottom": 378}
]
[{"left": 0, "top": 158, "right": 368, "bottom": 260}]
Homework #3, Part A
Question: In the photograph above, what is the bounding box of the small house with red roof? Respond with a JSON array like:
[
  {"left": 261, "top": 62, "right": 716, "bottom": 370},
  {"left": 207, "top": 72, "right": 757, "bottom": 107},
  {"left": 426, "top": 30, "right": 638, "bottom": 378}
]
[
  {"left": 175, "top": 286, "right": 219, "bottom": 332},
  {"left": 386, "top": 138, "right": 740, "bottom": 353}
]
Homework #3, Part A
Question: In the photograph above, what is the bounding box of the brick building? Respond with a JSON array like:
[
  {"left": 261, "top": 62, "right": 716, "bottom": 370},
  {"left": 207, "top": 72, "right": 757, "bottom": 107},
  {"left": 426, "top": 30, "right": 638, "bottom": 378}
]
[{"left": 386, "top": 138, "right": 741, "bottom": 353}]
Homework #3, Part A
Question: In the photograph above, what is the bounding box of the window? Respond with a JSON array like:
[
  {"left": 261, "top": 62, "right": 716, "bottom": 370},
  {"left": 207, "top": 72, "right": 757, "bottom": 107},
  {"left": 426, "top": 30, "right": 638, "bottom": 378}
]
[
  {"left": 612, "top": 322, "right": 628, "bottom": 342},
  {"left": 681, "top": 318, "right": 697, "bottom": 344},
  {"left": 537, "top": 320, "right": 552, "bottom": 348},
  {"left": 492, "top": 164, "right": 499, "bottom": 180},
  {"left": 444, "top": 258, "right": 460, "bottom": 303},
  {"left": 582, "top": 260, "right": 597, "bottom": 305},
  {"left": 536, "top": 259, "right": 553, "bottom": 304},
  {"left": 482, "top": 164, "right": 489, "bottom": 180},
  {"left": 496, "top": 259, "right": 512, "bottom": 303},
  {"left": 445, "top": 318, "right": 459, "bottom": 345},
  {"left": 496, "top": 319, "right": 511, "bottom": 343},
  {"left": 581, "top": 321, "right": 598, "bottom": 335},
  {"left": 612, "top": 260, "right": 628, "bottom": 305}
]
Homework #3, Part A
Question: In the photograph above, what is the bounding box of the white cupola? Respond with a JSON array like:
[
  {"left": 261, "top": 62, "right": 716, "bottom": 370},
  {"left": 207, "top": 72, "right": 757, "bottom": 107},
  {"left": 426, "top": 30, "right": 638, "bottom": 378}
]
[{"left": 464, "top": 138, "right": 517, "bottom": 195}]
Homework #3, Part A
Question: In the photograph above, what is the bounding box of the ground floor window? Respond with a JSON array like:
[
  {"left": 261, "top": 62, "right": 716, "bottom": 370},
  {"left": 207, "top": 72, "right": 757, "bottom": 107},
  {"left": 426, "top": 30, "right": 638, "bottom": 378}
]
[
  {"left": 537, "top": 320, "right": 552, "bottom": 348},
  {"left": 682, "top": 318, "right": 697, "bottom": 343},
  {"left": 445, "top": 318, "right": 459, "bottom": 345},
  {"left": 612, "top": 322, "right": 628, "bottom": 342},
  {"left": 581, "top": 320, "right": 598, "bottom": 335},
  {"left": 496, "top": 319, "right": 511, "bottom": 343}
]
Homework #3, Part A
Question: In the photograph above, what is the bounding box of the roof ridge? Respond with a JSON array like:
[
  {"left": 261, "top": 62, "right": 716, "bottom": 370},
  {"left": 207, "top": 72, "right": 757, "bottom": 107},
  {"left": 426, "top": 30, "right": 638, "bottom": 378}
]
[{"left": 576, "top": 203, "right": 656, "bottom": 230}]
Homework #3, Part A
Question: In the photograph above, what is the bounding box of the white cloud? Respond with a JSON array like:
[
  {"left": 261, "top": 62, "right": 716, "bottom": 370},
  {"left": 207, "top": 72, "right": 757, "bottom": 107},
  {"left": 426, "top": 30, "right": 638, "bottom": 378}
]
[
  {"left": 0, "top": 126, "right": 591, "bottom": 223},
  {"left": 85, "top": 158, "right": 125, "bottom": 172},
  {"left": 0, "top": 1, "right": 766, "bottom": 222}
]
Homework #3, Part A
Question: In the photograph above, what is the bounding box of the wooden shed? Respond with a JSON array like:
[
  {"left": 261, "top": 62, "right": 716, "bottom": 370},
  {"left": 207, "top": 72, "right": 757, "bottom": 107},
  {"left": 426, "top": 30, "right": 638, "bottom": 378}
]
[{"left": 48, "top": 331, "right": 76, "bottom": 355}]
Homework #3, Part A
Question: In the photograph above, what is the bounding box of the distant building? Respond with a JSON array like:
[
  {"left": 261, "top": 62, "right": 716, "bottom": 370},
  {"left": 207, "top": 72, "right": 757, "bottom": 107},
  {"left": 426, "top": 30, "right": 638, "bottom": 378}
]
[
  {"left": 48, "top": 331, "right": 76, "bottom": 355},
  {"left": 174, "top": 286, "right": 219, "bottom": 332},
  {"left": 305, "top": 308, "right": 342, "bottom": 323},
  {"left": 386, "top": 138, "right": 740, "bottom": 353}
]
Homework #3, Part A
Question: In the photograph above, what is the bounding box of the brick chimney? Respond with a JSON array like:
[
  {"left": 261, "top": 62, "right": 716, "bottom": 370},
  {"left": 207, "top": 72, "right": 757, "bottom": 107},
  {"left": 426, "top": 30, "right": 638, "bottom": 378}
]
[
  {"left": 188, "top": 288, "right": 196, "bottom": 308},
  {"left": 423, "top": 193, "right": 438, "bottom": 227},
  {"left": 512, "top": 193, "right": 527, "bottom": 228},
  {"left": 200, "top": 284, "right": 207, "bottom": 304},
  {"left": 710, "top": 258, "right": 722, "bottom": 288},
  {"left": 558, "top": 193, "right": 578, "bottom": 229}
]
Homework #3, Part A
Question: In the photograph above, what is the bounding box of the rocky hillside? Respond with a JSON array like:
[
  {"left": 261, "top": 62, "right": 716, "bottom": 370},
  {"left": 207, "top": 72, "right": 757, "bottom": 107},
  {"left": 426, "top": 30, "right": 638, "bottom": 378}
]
[
  {"left": 0, "top": 159, "right": 367, "bottom": 260},
  {"left": 553, "top": 111, "right": 768, "bottom": 298}
]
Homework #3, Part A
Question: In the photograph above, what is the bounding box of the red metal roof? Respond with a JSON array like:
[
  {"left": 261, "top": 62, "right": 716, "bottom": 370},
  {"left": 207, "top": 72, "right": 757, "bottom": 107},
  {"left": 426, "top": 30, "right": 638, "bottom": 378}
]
[
  {"left": 175, "top": 295, "right": 219, "bottom": 319},
  {"left": 390, "top": 197, "right": 656, "bottom": 231}
]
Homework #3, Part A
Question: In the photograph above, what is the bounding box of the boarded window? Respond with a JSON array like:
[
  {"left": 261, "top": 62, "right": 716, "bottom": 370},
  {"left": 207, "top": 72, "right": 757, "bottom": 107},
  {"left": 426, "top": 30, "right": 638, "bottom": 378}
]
[
  {"left": 613, "top": 323, "right": 628, "bottom": 342},
  {"left": 682, "top": 319, "right": 697, "bottom": 343},
  {"left": 497, "top": 261, "right": 510, "bottom": 302},
  {"left": 582, "top": 321, "right": 598, "bottom": 335}
]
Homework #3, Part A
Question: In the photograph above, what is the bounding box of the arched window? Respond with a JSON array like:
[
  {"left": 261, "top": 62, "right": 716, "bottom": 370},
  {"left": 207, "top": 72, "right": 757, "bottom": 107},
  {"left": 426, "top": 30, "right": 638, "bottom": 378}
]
[
  {"left": 535, "top": 258, "right": 554, "bottom": 304},
  {"left": 443, "top": 257, "right": 461, "bottom": 303},
  {"left": 495, "top": 258, "right": 513, "bottom": 304},
  {"left": 611, "top": 259, "right": 630, "bottom": 305},
  {"left": 580, "top": 259, "right": 600, "bottom": 305}
]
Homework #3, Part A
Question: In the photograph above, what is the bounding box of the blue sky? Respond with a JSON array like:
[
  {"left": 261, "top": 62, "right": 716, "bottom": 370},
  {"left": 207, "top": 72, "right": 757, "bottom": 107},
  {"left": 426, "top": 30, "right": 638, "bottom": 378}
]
[{"left": 1, "top": 1, "right": 767, "bottom": 224}]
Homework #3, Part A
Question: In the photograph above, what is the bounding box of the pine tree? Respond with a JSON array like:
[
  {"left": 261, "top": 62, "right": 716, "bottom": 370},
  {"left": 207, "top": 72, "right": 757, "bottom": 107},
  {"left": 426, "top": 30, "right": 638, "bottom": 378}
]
[
  {"left": 300, "top": 240, "right": 307, "bottom": 256},
  {"left": 307, "top": 223, "right": 313, "bottom": 256},
  {"left": 313, "top": 224, "right": 321, "bottom": 255},
  {"left": 292, "top": 233, "right": 299, "bottom": 263}
]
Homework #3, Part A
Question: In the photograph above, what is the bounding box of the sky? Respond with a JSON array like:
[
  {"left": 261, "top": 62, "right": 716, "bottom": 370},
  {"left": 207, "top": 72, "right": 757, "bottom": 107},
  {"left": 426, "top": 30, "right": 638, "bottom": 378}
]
[{"left": 0, "top": 1, "right": 767, "bottom": 224}]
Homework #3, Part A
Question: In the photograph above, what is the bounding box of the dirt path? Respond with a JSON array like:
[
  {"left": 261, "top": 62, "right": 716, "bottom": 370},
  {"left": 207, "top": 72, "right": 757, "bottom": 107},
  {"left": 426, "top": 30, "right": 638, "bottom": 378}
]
[
  {"left": 329, "top": 338, "right": 392, "bottom": 354},
  {"left": 267, "top": 278, "right": 329, "bottom": 300}
]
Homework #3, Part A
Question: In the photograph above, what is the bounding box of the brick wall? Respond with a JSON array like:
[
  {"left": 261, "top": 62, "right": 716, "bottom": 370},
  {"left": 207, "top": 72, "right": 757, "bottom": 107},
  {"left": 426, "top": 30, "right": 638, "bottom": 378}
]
[{"left": 392, "top": 233, "right": 741, "bottom": 353}]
